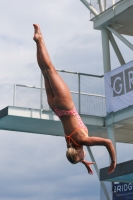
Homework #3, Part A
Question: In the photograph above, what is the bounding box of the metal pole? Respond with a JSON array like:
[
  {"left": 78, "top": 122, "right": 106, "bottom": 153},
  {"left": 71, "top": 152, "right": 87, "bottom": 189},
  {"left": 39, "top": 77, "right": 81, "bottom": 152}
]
[
  {"left": 106, "top": 26, "right": 133, "bottom": 51},
  {"left": 98, "top": 0, "right": 104, "bottom": 12},
  {"left": 86, "top": 147, "right": 110, "bottom": 200},
  {"left": 101, "top": 28, "right": 111, "bottom": 73},
  {"left": 40, "top": 72, "right": 43, "bottom": 110},
  {"left": 107, "top": 125, "right": 117, "bottom": 200},
  {"left": 78, "top": 74, "right": 81, "bottom": 114},
  {"left": 103, "top": 0, "right": 106, "bottom": 10},
  {"left": 101, "top": 182, "right": 111, "bottom": 200},
  {"left": 109, "top": 32, "right": 125, "bottom": 66},
  {"left": 86, "top": 147, "right": 99, "bottom": 177},
  {"left": 112, "top": 0, "right": 115, "bottom": 5},
  {"left": 101, "top": 27, "right": 112, "bottom": 200},
  {"left": 80, "top": 0, "right": 99, "bottom": 16},
  {"left": 107, "top": 125, "right": 117, "bottom": 162},
  {"left": 13, "top": 84, "right": 16, "bottom": 106},
  {"left": 40, "top": 72, "right": 43, "bottom": 118}
]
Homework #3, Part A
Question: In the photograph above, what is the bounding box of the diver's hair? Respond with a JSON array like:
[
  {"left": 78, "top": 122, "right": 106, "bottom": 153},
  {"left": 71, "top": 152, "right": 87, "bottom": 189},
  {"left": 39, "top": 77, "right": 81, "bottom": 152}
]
[{"left": 66, "top": 146, "right": 79, "bottom": 164}]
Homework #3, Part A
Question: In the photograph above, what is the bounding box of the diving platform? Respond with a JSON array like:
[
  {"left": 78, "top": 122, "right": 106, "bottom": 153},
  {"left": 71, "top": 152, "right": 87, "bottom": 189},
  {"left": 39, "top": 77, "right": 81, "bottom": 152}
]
[
  {"left": 0, "top": 105, "right": 133, "bottom": 144},
  {"left": 100, "top": 160, "right": 133, "bottom": 183},
  {"left": 0, "top": 106, "right": 104, "bottom": 136},
  {"left": 92, "top": 0, "right": 133, "bottom": 36}
]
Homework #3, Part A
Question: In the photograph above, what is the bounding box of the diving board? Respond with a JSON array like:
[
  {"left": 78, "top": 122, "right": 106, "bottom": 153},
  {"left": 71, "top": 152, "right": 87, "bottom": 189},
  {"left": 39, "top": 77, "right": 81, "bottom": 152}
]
[
  {"left": 0, "top": 106, "right": 104, "bottom": 136},
  {"left": 100, "top": 160, "right": 133, "bottom": 183},
  {"left": 0, "top": 106, "right": 133, "bottom": 145}
]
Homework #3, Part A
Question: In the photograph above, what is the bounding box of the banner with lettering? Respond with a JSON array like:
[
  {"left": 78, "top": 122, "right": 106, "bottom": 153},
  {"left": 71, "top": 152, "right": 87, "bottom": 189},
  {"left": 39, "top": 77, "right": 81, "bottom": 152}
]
[
  {"left": 112, "top": 182, "right": 133, "bottom": 200},
  {"left": 104, "top": 60, "right": 133, "bottom": 113}
]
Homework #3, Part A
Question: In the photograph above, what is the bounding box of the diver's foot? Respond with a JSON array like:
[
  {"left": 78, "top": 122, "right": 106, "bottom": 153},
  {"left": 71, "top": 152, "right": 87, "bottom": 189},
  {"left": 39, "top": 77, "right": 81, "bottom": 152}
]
[{"left": 33, "top": 24, "right": 42, "bottom": 42}]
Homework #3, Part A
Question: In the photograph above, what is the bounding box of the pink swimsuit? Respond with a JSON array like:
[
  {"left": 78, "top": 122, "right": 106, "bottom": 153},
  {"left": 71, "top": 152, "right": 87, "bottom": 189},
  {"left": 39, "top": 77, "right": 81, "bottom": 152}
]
[{"left": 54, "top": 106, "right": 88, "bottom": 147}]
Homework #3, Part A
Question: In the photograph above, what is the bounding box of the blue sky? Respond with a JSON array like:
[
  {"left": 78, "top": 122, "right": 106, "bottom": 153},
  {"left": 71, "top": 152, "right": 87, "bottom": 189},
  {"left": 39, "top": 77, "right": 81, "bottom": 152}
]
[{"left": 0, "top": 0, "right": 133, "bottom": 199}]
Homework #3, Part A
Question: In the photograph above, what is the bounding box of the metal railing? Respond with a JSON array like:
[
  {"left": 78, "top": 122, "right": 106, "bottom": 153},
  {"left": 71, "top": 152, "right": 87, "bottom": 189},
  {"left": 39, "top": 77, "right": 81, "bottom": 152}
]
[
  {"left": 90, "top": 0, "right": 123, "bottom": 19},
  {"left": 13, "top": 70, "right": 106, "bottom": 117}
]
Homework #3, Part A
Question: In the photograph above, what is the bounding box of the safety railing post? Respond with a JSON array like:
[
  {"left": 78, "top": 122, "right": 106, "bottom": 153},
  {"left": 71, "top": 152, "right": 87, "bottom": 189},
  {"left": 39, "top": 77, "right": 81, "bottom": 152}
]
[
  {"left": 13, "top": 84, "right": 16, "bottom": 106},
  {"left": 78, "top": 73, "right": 81, "bottom": 114},
  {"left": 40, "top": 72, "right": 43, "bottom": 118}
]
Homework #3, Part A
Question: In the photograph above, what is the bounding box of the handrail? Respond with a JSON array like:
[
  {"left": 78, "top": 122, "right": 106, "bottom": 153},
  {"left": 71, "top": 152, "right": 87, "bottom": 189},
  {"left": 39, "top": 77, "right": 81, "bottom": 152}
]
[
  {"left": 57, "top": 69, "right": 104, "bottom": 78},
  {"left": 13, "top": 70, "right": 105, "bottom": 117},
  {"left": 14, "top": 84, "right": 105, "bottom": 97}
]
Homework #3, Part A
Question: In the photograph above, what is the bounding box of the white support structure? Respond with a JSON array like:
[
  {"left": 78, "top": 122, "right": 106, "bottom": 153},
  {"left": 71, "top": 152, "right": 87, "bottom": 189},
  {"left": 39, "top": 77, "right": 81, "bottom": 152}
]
[
  {"left": 106, "top": 26, "right": 133, "bottom": 51},
  {"left": 109, "top": 32, "right": 125, "bottom": 66},
  {"left": 79, "top": 1, "right": 113, "bottom": 199},
  {"left": 101, "top": 28, "right": 111, "bottom": 73},
  {"left": 107, "top": 125, "right": 117, "bottom": 162},
  {"left": 101, "top": 25, "right": 117, "bottom": 171},
  {"left": 13, "top": 84, "right": 16, "bottom": 107},
  {"left": 98, "top": 0, "right": 104, "bottom": 12},
  {"left": 78, "top": 74, "right": 81, "bottom": 114},
  {"left": 86, "top": 147, "right": 99, "bottom": 177},
  {"left": 103, "top": 0, "right": 106, "bottom": 10},
  {"left": 79, "top": 0, "right": 133, "bottom": 198},
  {"left": 80, "top": 0, "right": 99, "bottom": 16},
  {"left": 40, "top": 72, "right": 43, "bottom": 118},
  {"left": 87, "top": 147, "right": 111, "bottom": 200},
  {"left": 112, "top": 0, "right": 115, "bottom": 5},
  {"left": 101, "top": 182, "right": 111, "bottom": 200},
  {"left": 101, "top": 27, "right": 113, "bottom": 200}
]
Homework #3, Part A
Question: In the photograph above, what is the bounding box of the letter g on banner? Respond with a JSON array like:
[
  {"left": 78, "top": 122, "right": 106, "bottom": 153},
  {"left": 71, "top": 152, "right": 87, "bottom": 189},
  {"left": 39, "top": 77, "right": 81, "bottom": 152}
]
[{"left": 111, "top": 72, "right": 125, "bottom": 97}]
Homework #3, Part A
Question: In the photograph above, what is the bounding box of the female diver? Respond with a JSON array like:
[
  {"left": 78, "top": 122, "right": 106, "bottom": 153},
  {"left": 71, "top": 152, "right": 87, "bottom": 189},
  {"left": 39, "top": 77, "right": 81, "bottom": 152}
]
[{"left": 33, "top": 24, "right": 116, "bottom": 175}]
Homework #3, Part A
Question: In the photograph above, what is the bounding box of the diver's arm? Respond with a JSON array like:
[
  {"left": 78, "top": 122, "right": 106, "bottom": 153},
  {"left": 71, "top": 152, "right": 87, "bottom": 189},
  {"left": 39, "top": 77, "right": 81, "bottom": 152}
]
[{"left": 82, "top": 137, "right": 116, "bottom": 173}]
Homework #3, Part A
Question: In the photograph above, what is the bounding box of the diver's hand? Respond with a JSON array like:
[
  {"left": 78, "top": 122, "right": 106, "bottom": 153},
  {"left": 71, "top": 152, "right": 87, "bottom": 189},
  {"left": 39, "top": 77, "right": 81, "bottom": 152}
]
[
  {"left": 82, "top": 160, "right": 95, "bottom": 175},
  {"left": 108, "top": 161, "right": 116, "bottom": 174}
]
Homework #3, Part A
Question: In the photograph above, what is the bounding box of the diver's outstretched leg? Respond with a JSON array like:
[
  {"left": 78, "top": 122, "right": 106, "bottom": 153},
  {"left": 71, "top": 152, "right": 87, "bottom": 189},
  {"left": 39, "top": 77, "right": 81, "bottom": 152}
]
[
  {"left": 33, "top": 24, "right": 74, "bottom": 110},
  {"left": 36, "top": 42, "right": 55, "bottom": 110}
]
